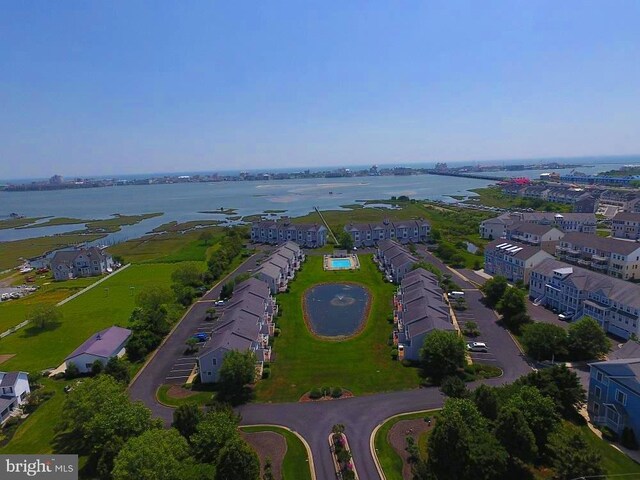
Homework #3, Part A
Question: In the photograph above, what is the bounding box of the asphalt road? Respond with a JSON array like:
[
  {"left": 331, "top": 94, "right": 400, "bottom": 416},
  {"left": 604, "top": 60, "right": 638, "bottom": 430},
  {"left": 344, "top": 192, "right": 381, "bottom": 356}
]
[{"left": 129, "top": 245, "right": 533, "bottom": 480}]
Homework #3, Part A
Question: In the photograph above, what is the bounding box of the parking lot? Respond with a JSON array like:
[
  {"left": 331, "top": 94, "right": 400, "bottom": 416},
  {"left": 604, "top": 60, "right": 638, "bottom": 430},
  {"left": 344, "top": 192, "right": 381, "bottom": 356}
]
[
  {"left": 0, "top": 285, "right": 37, "bottom": 302},
  {"left": 163, "top": 302, "right": 224, "bottom": 384},
  {"left": 454, "top": 304, "right": 501, "bottom": 365}
]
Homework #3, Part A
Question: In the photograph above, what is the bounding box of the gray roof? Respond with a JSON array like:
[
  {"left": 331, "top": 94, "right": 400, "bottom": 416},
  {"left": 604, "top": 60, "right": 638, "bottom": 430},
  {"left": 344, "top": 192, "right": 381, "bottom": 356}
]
[
  {"left": 486, "top": 239, "right": 549, "bottom": 261},
  {"left": 613, "top": 212, "right": 640, "bottom": 223},
  {"left": 609, "top": 341, "right": 640, "bottom": 361},
  {"left": 520, "top": 212, "right": 596, "bottom": 223},
  {"left": 257, "top": 263, "right": 282, "bottom": 280},
  {"left": 51, "top": 247, "right": 110, "bottom": 267},
  {"left": 233, "top": 278, "right": 270, "bottom": 299},
  {"left": 532, "top": 258, "right": 640, "bottom": 309},
  {"left": 0, "top": 372, "right": 19, "bottom": 388},
  {"left": 389, "top": 252, "right": 417, "bottom": 269},
  {"left": 0, "top": 396, "right": 17, "bottom": 411},
  {"left": 66, "top": 326, "right": 132, "bottom": 360},
  {"left": 507, "top": 221, "right": 562, "bottom": 236},
  {"left": 561, "top": 232, "right": 640, "bottom": 255}
]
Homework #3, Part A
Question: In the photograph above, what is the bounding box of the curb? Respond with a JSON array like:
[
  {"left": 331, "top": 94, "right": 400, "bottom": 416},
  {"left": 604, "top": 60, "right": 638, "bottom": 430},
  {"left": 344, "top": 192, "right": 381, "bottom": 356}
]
[
  {"left": 241, "top": 424, "right": 316, "bottom": 480},
  {"left": 328, "top": 432, "right": 360, "bottom": 480},
  {"left": 128, "top": 253, "right": 258, "bottom": 388},
  {"left": 369, "top": 409, "right": 441, "bottom": 480}
]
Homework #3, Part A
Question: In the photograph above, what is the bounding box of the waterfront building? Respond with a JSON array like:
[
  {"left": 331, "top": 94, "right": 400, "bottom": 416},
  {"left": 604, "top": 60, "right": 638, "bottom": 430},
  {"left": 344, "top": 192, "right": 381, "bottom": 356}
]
[
  {"left": 255, "top": 242, "right": 304, "bottom": 293},
  {"left": 344, "top": 219, "right": 430, "bottom": 247},
  {"left": 484, "top": 239, "right": 553, "bottom": 283},
  {"left": 250, "top": 219, "right": 327, "bottom": 247},
  {"left": 50, "top": 247, "right": 114, "bottom": 281},
  {"left": 479, "top": 212, "right": 596, "bottom": 239}
]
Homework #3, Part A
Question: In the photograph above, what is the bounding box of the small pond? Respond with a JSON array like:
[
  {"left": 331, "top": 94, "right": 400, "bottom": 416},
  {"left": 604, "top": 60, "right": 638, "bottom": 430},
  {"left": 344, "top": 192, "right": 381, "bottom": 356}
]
[
  {"left": 304, "top": 283, "right": 370, "bottom": 337},
  {"left": 465, "top": 241, "right": 479, "bottom": 253}
]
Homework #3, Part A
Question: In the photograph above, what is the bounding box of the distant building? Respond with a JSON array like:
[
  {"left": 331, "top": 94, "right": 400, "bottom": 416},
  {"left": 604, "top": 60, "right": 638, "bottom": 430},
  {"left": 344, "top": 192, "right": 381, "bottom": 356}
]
[
  {"left": 250, "top": 220, "right": 327, "bottom": 247},
  {"left": 49, "top": 175, "right": 64, "bottom": 185},
  {"left": 0, "top": 371, "right": 30, "bottom": 425},
  {"left": 479, "top": 212, "right": 597, "bottom": 239},
  {"left": 529, "top": 258, "right": 640, "bottom": 338},
  {"left": 587, "top": 358, "right": 640, "bottom": 438},
  {"left": 344, "top": 219, "right": 430, "bottom": 247},
  {"left": 65, "top": 326, "right": 132, "bottom": 374},
  {"left": 484, "top": 240, "right": 553, "bottom": 284},
  {"left": 612, "top": 212, "right": 640, "bottom": 241},
  {"left": 50, "top": 247, "right": 114, "bottom": 281}
]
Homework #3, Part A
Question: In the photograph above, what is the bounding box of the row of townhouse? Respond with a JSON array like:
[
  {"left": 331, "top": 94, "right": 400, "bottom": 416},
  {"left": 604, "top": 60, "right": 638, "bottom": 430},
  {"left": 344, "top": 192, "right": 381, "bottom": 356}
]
[
  {"left": 393, "top": 268, "right": 455, "bottom": 361},
  {"left": 529, "top": 258, "right": 640, "bottom": 339},
  {"left": 555, "top": 232, "right": 640, "bottom": 281},
  {"left": 250, "top": 220, "right": 327, "bottom": 248},
  {"left": 343, "top": 219, "right": 430, "bottom": 247},
  {"left": 612, "top": 212, "right": 640, "bottom": 241},
  {"left": 503, "top": 183, "right": 598, "bottom": 210},
  {"left": 256, "top": 242, "right": 305, "bottom": 293},
  {"left": 504, "top": 222, "right": 564, "bottom": 253},
  {"left": 484, "top": 239, "right": 554, "bottom": 284},
  {"left": 375, "top": 240, "right": 418, "bottom": 283},
  {"left": 197, "top": 278, "right": 278, "bottom": 383},
  {"left": 50, "top": 247, "right": 114, "bottom": 281},
  {"left": 479, "top": 212, "right": 597, "bottom": 239},
  {"left": 599, "top": 190, "right": 640, "bottom": 213}
]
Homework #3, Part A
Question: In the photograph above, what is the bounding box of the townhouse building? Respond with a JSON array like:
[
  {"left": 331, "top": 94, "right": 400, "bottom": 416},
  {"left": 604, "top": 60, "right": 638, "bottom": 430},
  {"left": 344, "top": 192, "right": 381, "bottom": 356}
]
[
  {"left": 375, "top": 240, "right": 418, "bottom": 283},
  {"left": 393, "top": 268, "right": 454, "bottom": 361},
  {"left": 587, "top": 358, "right": 640, "bottom": 438},
  {"left": 251, "top": 220, "right": 327, "bottom": 247},
  {"left": 555, "top": 232, "right": 640, "bottom": 281},
  {"left": 484, "top": 240, "right": 553, "bottom": 284},
  {"left": 255, "top": 242, "right": 305, "bottom": 294},
  {"left": 344, "top": 219, "right": 430, "bottom": 247},
  {"left": 612, "top": 212, "right": 640, "bottom": 241},
  {"left": 504, "top": 222, "right": 564, "bottom": 253},
  {"left": 529, "top": 258, "right": 640, "bottom": 339},
  {"left": 479, "top": 212, "right": 597, "bottom": 239},
  {"left": 198, "top": 278, "right": 277, "bottom": 383}
]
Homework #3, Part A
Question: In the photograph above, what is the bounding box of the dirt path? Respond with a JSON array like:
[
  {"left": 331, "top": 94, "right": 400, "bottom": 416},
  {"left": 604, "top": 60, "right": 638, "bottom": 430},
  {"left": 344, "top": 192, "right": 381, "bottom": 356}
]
[
  {"left": 241, "top": 430, "right": 287, "bottom": 479},
  {"left": 388, "top": 418, "right": 435, "bottom": 480}
]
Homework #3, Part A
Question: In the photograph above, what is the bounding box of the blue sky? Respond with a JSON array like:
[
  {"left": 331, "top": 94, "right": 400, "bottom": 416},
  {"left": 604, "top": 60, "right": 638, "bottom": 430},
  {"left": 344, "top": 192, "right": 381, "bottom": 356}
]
[{"left": 1, "top": 1, "right": 639, "bottom": 178}]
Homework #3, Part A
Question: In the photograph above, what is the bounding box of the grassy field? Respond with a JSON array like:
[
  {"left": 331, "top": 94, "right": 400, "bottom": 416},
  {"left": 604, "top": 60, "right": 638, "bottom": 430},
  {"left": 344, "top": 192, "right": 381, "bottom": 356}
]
[
  {"left": 254, "top": 255, "right": 421, "bottom": 402},
  {"left": 466, "top": 186, "right": 573, "bottom": 212},
  {"left": 0, "top": 264, "right": 178, "bottom": 372},
  {"left": 0, "top": 217, "right": 48, "bottom": 230},
  {"left": 0, "top": 378, "right": 69, "bottom": 454},
  {"left": 0, "top": 233, "right": 106, "bottom": 270},
  {"left": 240, "top": 425, "right": 313, "bottom": 480},
  {"left": 156, "top": 384, "right": 214, "bottom": 407},
  {"left": 374, "top": 410, "right": 438, "bottom": 480},
  {"left": 0, "top": 276, "right": 97, "bottom": 332}
]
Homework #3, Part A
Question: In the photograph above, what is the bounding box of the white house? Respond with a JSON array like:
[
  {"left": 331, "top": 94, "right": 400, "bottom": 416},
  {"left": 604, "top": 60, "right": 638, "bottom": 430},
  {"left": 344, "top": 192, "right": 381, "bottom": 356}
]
[
  {"left": 65, "top": 326, "right": 132, "bottom": 373},
  {"left": 0, "top": 371, "right": 30, "bottom": 424}
]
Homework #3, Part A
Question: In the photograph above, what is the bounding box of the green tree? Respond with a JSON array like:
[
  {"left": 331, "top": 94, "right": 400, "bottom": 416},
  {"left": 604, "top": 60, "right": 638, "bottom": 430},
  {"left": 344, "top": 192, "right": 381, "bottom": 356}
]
[
  {"left": 135, "top": 285, "right": 173, "bottom": 311},
  {"left": 171, "top": 262, "right": 204, "bottom": 288},
  {"left": 172, "top": 403, "right": 203, "bottom": 440},
  {"left": 507, "top": 385, "right": 559, "bottom": 450},
  {"left": 191, "top": 410, "right": 240, "bottom": 463},
  {"left": 494, "top": 405, "right": 538, "bottom": 463},
  {"left": 104, "top": 356, "right": 131, "bottom": 384},
  {"left": 91, "top": 359, "right": 104, "bottom": 376},
  {"left": 112, "top": 429, "right": 191, "bottom": 480},
  {"left": 473, "top": 384, "right": 499, "bottom": 420},
  {"left": 518, "top": 365, "right": 586, "bottom": 417},
  {"left": 220, "top": 281, "right": 235, "bottom": 300},
  {"left": 337, "top": 231, "right": 354, "bottom": 250},
  {"left": 199, "top": 230, "right": 214, "bottom": 245},
  {"left": 215, "top": 437, "right": 260, "bottom": 480},
  {"left": 567, "top": 316, "right": 609, "bottom": 360},
  {"left": 496, "top": 287, "right": 531, "bottom": 332},
  {"left": 219, "top": 350, "right": 256, "bottom": 401},
  {"left": 440, "top": 376, "right": 469, "bottom": 398},
  {"left": 421, "top": 330, "right": 466, "bottom": 382},
  {"left": 549, "top": 429, "right": 604, "bottom": 480},
  {"left": 521, "top": 322, "right": 568, "bottom": 360},
  {"left": 26, "top": 304, "right": 62, "bottom": 330},
  {"left": 56, "top": 376, "right": 159, "bottom": 458},
  {"left": 481, "top": 275, "right": 508, "bottom": 308}
]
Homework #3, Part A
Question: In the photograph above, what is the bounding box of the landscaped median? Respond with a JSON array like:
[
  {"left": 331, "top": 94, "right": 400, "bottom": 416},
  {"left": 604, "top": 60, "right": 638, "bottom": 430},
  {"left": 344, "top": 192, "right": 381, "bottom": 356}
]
[
  {"left": 372, "top": 410, "right": 438, "bottom": 480},
  {"left": 240, "top": 425, "right": 314, "bottom": 480}
]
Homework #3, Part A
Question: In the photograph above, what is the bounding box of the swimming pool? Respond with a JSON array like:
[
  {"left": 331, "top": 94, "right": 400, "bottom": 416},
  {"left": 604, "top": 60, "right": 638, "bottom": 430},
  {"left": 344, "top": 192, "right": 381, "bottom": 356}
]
[{"left": 330, "top": 258, "right": 353, "bottom": 269}]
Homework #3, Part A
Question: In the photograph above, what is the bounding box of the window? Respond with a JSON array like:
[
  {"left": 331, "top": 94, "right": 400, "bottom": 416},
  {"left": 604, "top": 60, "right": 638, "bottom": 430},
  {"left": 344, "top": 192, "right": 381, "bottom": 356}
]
[
  {"left": 593, "top": 402, "right": 600, "bottom": 416},
  {"left": 616, "top": 390, "right": 627, "bottom": 405},
  {"left": 212, "top": 358, "right": 217, "bottom": 366},
  {"left": 594, "top": 386, "right": 601, "bottom": 399},
  {"left": 596, "top": 371, "right": 603, "bottom": 382}
]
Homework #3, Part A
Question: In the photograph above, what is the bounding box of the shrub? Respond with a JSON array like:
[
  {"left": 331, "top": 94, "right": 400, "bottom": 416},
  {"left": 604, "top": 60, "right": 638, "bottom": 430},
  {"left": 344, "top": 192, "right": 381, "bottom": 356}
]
[
  {"left": 601, "top": 426, "right": 618, "bottom": 442},
  {"left": 309, "top": 388, "right": 323, "bottom": 399},
  {"left": 65, "top": 362, "right": 80, "bottom": 380},
  {"left": 331, "top": 387, "right": 343, "bottom": 398},
  {"left": 273, "top": 327, "right": 281, "bottom": 337},
  {"left": 261, "top": 367, "right": 270, "bottom": 379},
  {"left": 23, "top": 389, "right": 54, "bottom": 414},
  {"left": 391, "top": 348, "right": 399, "bottom": 360},
  {"left": 321, "top": 386, "right": 331, "bottom": 396}
]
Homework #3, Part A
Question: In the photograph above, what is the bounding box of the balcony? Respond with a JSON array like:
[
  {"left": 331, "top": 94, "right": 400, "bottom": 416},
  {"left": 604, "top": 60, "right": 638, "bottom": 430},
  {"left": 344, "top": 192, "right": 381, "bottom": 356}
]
[
  {"left": 577, "top": 259, "right": 591, "bottom": 267},
  {"left": 591, "top": 262, "right": 608, "bottom": 271},
  {"left": 592, "top": 254, "right": 609, "bottom": 263}
]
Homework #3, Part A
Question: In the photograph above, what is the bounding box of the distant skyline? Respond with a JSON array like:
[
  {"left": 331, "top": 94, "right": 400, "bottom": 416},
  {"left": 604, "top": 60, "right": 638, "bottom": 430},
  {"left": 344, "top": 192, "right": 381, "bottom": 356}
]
[{"left": 1, "top": 1, "right": 640, "bottom": 178}]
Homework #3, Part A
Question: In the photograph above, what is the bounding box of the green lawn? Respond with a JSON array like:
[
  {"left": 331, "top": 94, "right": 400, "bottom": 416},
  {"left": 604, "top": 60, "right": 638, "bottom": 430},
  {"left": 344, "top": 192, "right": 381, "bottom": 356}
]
[
  {"left": 0, "top": 378, "right": 69, "bottom": 454},
  {"left": 373, "top": 410, "right": 438, "bottom": 480},
  {"left": 240, "top": 425, "right": 313, "bottom": 480},
  {"left": 0, "top": 264, "right": 179, "bottom": 372},
  {"left": 254, "top": 255, "right": 421, "bottom": 402},
  {"left": 156, "top": 384, "right": 214, "bottom": 407}
]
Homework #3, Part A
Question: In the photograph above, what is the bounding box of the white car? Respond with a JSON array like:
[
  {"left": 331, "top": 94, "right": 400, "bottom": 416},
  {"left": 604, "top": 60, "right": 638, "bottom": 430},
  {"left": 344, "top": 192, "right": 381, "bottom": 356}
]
[
  {"left": 467, "top": 342, "right": 488, "bottom": 353},
  {"left": 215, "top": 300, "right": 225, "bottom": 306}
]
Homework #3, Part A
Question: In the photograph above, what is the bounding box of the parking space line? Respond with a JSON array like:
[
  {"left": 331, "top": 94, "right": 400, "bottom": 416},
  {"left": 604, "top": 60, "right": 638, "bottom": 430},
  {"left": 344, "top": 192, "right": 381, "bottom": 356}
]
[
  {"left": 165, "top": 375, "right": 190, "bottom": 380},
  {"left": 173, "top": 362, "right": 196, "bottom": 366}
]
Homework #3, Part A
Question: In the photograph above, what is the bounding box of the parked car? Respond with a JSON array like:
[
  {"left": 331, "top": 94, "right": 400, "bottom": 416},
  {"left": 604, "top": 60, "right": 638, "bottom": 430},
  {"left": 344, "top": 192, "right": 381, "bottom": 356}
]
[
  {"left": 215, "top": 300, "right": 225, "bottom": 306},
  {"left": 0, "top": 293, "right": 10, "bottom": 301},
  {"left": 558, "top": 312, "right": 574, "bottom": 321},
  {"left": 467, "top": 342, "right": 488, "bottom": 353},
  {"left": 448, "top": 291, "right": 465, "bottom": 299},
  {"left": 191, "top": 333, "right": 209, "bottom": 342}
]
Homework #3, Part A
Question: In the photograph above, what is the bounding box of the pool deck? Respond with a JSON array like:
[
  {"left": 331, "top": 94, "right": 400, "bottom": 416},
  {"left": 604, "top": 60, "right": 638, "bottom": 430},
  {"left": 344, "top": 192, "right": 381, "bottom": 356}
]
[{"left": 323, "top": 254, "right": 361, "bottom": 271}]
